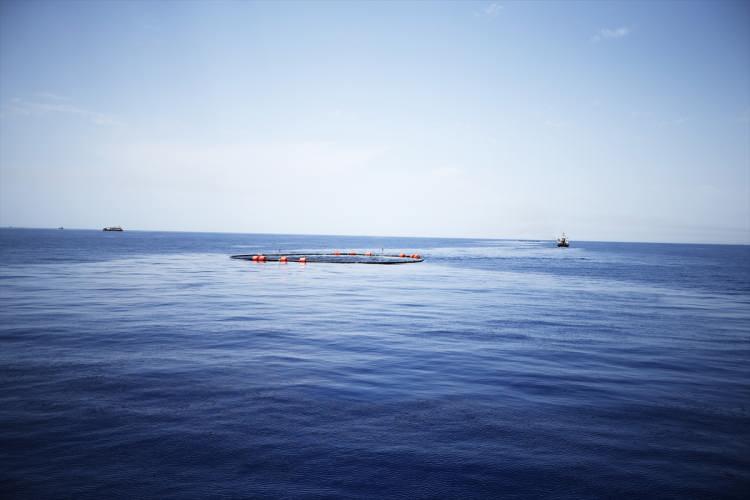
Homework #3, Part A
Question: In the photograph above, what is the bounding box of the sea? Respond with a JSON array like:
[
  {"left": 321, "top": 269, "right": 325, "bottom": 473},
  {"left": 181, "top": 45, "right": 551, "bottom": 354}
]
[{"left": 1, "top": 228, "right": 748, "bottom": 499}]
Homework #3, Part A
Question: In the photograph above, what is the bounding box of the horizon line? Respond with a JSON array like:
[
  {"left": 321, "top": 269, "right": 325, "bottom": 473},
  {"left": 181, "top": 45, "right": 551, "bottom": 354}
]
[{"left": 1, "top": 225, "right": 748, "bottom": 247}]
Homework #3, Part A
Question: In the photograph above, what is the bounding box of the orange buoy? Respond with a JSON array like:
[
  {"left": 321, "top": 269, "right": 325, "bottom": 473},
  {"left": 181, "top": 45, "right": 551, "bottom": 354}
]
[
  {"left": 299, "top": 257, "right": 307, "bottom": 263},
  {"left": 414, "top": 254, "right": 421, "bottom": 259},
  {"left": 400, "top": 253, "right": 406, "bottom": 258},
  {"left": 334, "top": 250, "right": 341, "bottom": 255},
  {"left": 279, "top": 256, "right": 288, "bottom": 263},
  {"left": 252, "top": 255, "right": 259, "bottom": 261},
  {"left": 349, "top": 251, "right": 357, "bottom": 256},
  {"left": 365, "top": 251, "right": 373, "bottom": 256},
  {"left": 258, "top": 255, "right": 266, "bottom": 262}
]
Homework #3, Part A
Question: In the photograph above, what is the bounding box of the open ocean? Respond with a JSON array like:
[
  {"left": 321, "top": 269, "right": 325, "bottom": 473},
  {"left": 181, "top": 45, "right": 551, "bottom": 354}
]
[{"left": 1, "top": 228, "right": 748, "bottom": 499}]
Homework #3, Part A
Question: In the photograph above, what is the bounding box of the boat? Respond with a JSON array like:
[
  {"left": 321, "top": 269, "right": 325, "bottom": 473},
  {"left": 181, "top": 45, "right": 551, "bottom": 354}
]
[
  {"left": 103, "top": 226, "right": 123, "bottom": 232},
  {"left": 557, "top": 233, "right": 569, "bottom": 247}
]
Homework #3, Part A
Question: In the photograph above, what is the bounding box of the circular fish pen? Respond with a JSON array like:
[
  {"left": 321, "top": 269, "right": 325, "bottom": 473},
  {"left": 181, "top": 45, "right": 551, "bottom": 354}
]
[{"left": 231, "top": 252, "right": 423, "bottom": 264}]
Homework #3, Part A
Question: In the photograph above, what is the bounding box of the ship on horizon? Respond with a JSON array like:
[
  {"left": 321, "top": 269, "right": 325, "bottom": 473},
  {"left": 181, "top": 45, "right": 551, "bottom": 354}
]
[{"left": 103, "top": 226, "right": 123, "bottom": 232}]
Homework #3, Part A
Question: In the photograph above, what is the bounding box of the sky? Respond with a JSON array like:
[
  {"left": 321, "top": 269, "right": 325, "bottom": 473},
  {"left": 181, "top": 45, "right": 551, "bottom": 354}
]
[{"left": 0, "top": 0, "right": 748, "bottom": 244}]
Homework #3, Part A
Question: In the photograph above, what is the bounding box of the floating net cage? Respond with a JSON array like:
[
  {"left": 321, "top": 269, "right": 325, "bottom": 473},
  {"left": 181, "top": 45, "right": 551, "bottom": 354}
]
[{"left": 231, "top": 252, "right": 423, "bottom": 264}]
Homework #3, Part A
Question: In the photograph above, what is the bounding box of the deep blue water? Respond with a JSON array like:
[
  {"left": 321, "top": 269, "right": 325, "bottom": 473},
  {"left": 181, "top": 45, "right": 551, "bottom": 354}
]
[{"left": 1, "top": 228, "right": 749, "bottom": 499}]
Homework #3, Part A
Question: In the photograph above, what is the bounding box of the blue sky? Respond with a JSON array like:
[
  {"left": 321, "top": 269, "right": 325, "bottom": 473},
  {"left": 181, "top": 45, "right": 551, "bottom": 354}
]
[{"left": 1, "top": 0, "right": 748, "bottom": 243}]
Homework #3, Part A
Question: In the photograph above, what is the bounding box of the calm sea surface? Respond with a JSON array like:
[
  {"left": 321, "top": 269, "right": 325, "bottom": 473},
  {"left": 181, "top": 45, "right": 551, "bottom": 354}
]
[{"left": 1, "top": 228, "right": 748, "bottom": 499}]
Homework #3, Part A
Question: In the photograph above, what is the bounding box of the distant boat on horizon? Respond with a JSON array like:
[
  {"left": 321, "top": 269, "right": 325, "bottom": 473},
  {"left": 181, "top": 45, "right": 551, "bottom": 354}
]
[
  {"left": 103, "top": 226, "right": 123, "bottom": 232},
  {"left": 557, "top": 233, "right": 570, "bottom": 247}
]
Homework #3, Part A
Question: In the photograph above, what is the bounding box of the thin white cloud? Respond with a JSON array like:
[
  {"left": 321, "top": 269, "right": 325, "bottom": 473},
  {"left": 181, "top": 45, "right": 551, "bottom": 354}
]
[
  {"left": 592, "top": 26, "right": 631, "bottom": 43},
  {"left": 473, "top": 2, "right": 503, "bottom": 19},
  {"left": 484, "top": 3, "right": 503, "bottom": 17},
  {"left": 30, "top": 91, "right": 70, "bottom": 102},
  {"left": 4, "top": 96, "right": 123, "bottom": 126}
]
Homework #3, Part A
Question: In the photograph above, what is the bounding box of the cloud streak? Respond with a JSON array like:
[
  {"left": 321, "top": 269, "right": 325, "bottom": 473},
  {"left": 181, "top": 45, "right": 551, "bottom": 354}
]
[
  {"left": 592, "top": 26, "right": 631, "bottom": 43},
  {"left": 4, "top": 96, "right": 123, "bottom": 126}
]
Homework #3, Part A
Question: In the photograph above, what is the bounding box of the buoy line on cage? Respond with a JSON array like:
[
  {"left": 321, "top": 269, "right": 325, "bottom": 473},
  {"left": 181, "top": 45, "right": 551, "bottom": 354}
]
[{"left": 230, "top": 251, "right": 423, "bottom": 264}]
